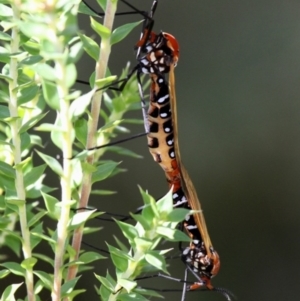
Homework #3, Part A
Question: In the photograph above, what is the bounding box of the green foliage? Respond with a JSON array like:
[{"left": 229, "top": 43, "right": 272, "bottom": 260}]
[
  {"left": 95, "top": 189, "right": 190, "bottom": 301},
  {"left": 0, "top": 0, "right": 188, "bottom": 300}
]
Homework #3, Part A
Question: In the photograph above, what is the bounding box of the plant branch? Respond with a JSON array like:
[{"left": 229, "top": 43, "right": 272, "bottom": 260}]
[
  {"left": 68, "top": 0, "right": 118, "bottom": 281},
  {"left": 51, "top": 8, "right": 76, "bottom": 301},
  {"left": 8, "top": 3, "right": 35, "bottom": 301}
]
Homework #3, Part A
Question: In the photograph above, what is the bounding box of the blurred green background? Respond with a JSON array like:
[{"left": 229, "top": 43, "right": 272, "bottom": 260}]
[{"left": 75, "top": 1, "right": 300, "bottom": 301}]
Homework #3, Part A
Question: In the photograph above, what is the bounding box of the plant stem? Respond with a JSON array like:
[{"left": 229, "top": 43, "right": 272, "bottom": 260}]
[
  {"left": 108, "top": 251, "right": 141, "bottom": 301},
  {"left": 107, "top": 217, "right": 163, "bottom": 301},
  {"left": 52, "top": 64, "right": 73, "bottom": 301},
  {"left": 8, "top": 3, "right": 35, "bottom": 301},
  {"left": 67, "top": 0, "right": 118, "bottom": 281},
  {"left": 51, "top": 14, "right": 74, "bottom": 301}
]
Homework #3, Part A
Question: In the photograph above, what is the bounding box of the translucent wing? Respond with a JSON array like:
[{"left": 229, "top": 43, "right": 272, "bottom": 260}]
[{"left": 169, "top": 64, "right": 213, "bottom": 254}]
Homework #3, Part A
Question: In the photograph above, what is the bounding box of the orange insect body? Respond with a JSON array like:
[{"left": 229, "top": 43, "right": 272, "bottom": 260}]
[{"left": 138, "top": 31, "right": 221, "bottom": 291}]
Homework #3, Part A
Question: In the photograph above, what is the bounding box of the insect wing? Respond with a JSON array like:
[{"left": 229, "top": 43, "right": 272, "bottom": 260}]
[{"left": 169, "top": 64, "right": 213, "bottom": 254}]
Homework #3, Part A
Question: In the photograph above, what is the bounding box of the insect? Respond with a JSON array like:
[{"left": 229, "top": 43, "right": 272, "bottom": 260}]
[
  {"left": 78, "top": 1, "right": 233, "bottom": 299},
  {"left": 136, "top": 18, "right": 233, "bottom": 301}
]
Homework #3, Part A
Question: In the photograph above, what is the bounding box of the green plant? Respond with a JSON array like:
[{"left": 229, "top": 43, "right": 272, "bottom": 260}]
[
  {"left": 96, "top": 188, "right": 190, "bottom": 301},
  {"left": 0, "top": 1, "right": 189, "bottom": 300}
]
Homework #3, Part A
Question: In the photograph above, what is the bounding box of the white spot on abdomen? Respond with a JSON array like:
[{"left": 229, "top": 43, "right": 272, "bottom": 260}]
[{"left": 157, "top": 94, "right": 169, "bottom": 104}]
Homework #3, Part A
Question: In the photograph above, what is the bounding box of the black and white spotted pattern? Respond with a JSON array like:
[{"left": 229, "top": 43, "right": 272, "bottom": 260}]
[
  {"left": 138, "top": 32, "right": 174, "bottom": 75},
  {"left": 137, "top": 29, "right": 222, "bottom": 291}
]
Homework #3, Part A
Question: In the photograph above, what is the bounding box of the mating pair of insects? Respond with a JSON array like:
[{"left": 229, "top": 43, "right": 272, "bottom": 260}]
[{"left": 80, "top": 0, "right": 233, "bottom": 300}]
